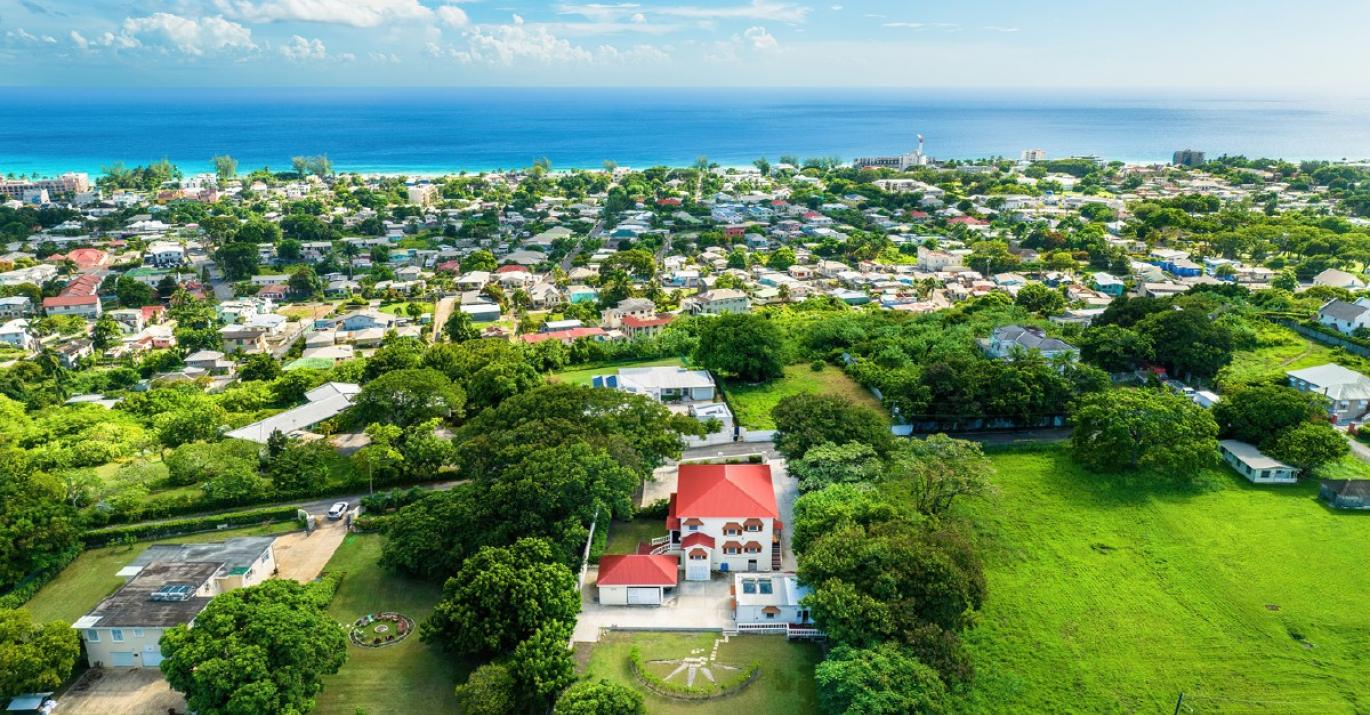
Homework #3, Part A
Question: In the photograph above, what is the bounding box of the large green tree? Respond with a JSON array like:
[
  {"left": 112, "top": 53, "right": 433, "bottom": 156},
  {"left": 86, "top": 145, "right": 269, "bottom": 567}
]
[
  {"left": 350, "top": 368, "right": 465, "bottom": 427},
  {"left": 421, "top": 538, "right": 579, "bottom": 655},
  {"left": 1263, "top": 421, "right": 1348, "bottom": 471},
  {"left": 0, "top": 608, "right": 80, "bottom": 699},
  {"left": 773, "top": 393, "right": 893, "bottom": 460},
  {"left": 1212, "top": 385, "right": 1325, "bottom": 444},
  {"left": 890, "top": 434, "right": 995, "bottom": 516},
  {"left": 1070, "top": 388, "right": 1219, "bottom": 477},
  {"left": 159, "top": 579, "right": 347, "bottom": 715},
  {"left": 790, "top": 441, "right": 882, "bottom": 493},
  {"left": 815, "top": 643, "right": 948, "bottom": 715},
  {"left": 694, "top": 312, "right": 784, "bottom": 382},
  {"left": 553, "top": 679, "right": 646, "bottom": 715}
]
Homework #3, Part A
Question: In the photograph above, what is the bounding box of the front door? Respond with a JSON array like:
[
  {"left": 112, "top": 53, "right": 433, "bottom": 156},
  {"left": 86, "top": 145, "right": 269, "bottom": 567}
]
[{"left": 748, "top": 559, "right": 758, "bottom": 572}]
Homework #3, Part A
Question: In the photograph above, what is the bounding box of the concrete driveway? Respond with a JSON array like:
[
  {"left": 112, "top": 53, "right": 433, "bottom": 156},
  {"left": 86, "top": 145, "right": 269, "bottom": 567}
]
[
  {"left": 58, "top": 668, "right": 186, "bottom": 715},
  {"left": 273, "top": 515, "right": 348, "bottom": 583},
  {"left": 573, "top": 571, "right": 733, "bottom": 643}
]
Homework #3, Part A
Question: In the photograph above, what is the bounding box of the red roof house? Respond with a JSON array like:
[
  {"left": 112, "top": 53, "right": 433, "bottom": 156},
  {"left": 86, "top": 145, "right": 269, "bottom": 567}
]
[
  {"left": 519, "top": 327, "right": 607, "bottom": 345},
  {"left": 596, "top": 554, "right": 679, "bottom": 605},
  {"left": 666, "top": 463, "right": 779, "bottom": 580}
]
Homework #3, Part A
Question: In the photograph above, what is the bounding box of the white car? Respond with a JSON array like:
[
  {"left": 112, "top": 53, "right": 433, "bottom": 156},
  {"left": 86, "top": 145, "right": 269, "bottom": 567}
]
[{"left": 326, "top": 502, "right": 349, "bottom": 520}]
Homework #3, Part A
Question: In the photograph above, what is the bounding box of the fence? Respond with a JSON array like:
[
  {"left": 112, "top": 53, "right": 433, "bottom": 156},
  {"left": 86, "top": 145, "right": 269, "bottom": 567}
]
[{"left": 1276, "top": 319, "right": 1370, "bottom": 357}]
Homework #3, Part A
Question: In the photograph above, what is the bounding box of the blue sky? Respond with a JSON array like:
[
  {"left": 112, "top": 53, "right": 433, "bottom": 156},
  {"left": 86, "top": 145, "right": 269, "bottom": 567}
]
[{"left": 2, "top": 0, "right": 1368, "bottom": 88}]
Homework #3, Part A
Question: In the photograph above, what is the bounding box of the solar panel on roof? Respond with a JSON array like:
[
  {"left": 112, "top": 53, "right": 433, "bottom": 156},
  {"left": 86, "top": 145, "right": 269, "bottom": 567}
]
[{"left": 149, "top": 584, "right": 195, "bottom": 602}]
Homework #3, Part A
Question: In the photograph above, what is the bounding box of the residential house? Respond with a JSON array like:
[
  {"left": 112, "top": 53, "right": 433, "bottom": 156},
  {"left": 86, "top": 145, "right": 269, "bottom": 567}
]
[
  {"left": 1286, "top": 363, "right": 1370, "bottom": 423},
  {"left": 733, "top": 574, "right": 816, "bottom": 630},
  {"left": 0, "top": 318, "right": 37, "bottom": 351},
  {"left": 219, "top": 326, "right": 268, "bottom": 354},
  {"left": 224, "top": 382, "right": 361, "bottom": 443},
  {"left": 1313, "top": 268, "right": 1366, "bottom": 290},
  {"left": 665, "top": 464, "right": 780, "bottom": 580},
  {"left": 73, "top": 537, "right": 276, "bottom": 668},
  {"left": 0, "top": 295, "right": 31, "bottom": 318},
  {"left": 42, "top": 294, "right": 101, "bottom": 319},
  {"left": 621, "top": 313, "right": 674, "bottom": 339},
  {"left": 519, "top": 327, "right": 607, "bottom": 345},
  {"left": 683, "top": 289, "right": 750, "bottom": 316},
  {"left": 600, "top": 297, "right": 657, "bottom": 329},
  {"left": 56, "top": 340, "right": 93, "bottom": 368},
  {"left": 595, "top": 555, "right": 678, "bottom": 606},
  {"left": 1317, "top": 299, "right": 1370, "bottom": 335},
  {"left": 980, "top": 325, "right": 1079, "bottom": 362},
  {"left": 1218, "top": 440, "right": 1299, "bottom": 484},
  {"left": 184, "top": 350, "right": 236, "bottom": 376},
  {"left": 339, "top": 310, "right": 397, "bottom": 333},
  {"left": 1091, "top": 272, "right": 1125, "bottom": 297},
  {"left": 144, "top": 241, "right": 186, "bottom": 268},
  {"left": 594, "top": 366, "right": 717, "bottom": 402}
]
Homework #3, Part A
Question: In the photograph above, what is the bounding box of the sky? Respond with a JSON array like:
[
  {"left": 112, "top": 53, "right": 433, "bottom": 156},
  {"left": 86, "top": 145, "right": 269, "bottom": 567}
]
[{"left": 2, "top": 0, "right": 1369, "bottom": 89}]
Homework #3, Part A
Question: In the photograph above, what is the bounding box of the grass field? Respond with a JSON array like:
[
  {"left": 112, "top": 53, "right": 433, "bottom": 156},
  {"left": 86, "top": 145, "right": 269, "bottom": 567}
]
[
  {"left": 602, "top": 518, "right": 665, "bottom": 557},
  {"left": 1218, "top": 322, "right": 1370, "bottom": 389},
  {"left": 723, "top": 363, "right": 886, "bottom": 429},
  {"left": 315, "top": 533, "right": 470, "bottom": 715},
  {"left": 23, "top": 521, "right": 301, "bottom": 625},
  {"left": 958, "top": 446, "right": 1370, "bottom": 714},
  {"left": 551, "top": 357, "right": 685, "bottom": 386},
  {"left": 580, "top": 631, "right": 822, "bottom": 715}
]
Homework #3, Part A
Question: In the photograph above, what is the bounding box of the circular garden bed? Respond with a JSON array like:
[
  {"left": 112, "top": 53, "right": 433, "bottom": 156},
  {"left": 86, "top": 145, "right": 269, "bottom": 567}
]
[{"left": 349, "top": 612, "right": 415, "bottom": 648}]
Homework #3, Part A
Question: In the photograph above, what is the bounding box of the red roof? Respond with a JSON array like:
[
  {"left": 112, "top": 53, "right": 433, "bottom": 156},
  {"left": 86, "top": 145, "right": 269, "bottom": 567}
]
[
  {"left": 141, "top": 305, "right": 165, "bottom": 321},
  {"left": 495, "top": 264, "right": 530, "bottom": 274},
  {"left": 519, "top": 327, "right": 606, "bottom": 344},
  {"left": 60, "top": 274, "right": 102, "bottom": 297},
  {"left": 948, "top": 216, "right": 987, "bottom": 226},
  {"left": 681, "top": 532, "right": 715, "bottom": 548},
  {"left": 673, "top": 464, "right": 778, "bottom": 520},
  {"left": 657, "top": 198, "right": 682, "bottom": 207},
  {"left": 43, "top": 295, "right": 98, "bottom": 308},
  {"left": 597, "top": 555, "right": 678, "bottom": 587},
  {"left": 622, "top": 314, "right": 674, "bottom": 329}
]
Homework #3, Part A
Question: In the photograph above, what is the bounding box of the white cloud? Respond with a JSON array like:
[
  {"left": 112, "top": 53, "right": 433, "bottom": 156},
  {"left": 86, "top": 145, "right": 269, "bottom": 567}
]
[
  {"left": 437, "top": 5, "right": 470, "bottom": 28},
  {"left": 883, "top": 22, "right": 923, "bottom": 29},
  {"left": 658, "top": 0, "right": 809, "bottom": 24},
  {"left": 433, "top": 18, "right": 599, "bottom": 65},
  {"left": 556, "top": 3, "right": 642, "bottom": 22},
  {"left": 743, "top": 25, "right": 778, "bottom": 50},
  {"left": 6, "top": 27, "right": 56, "bottom": 44},
  {"left": 830, "top": 4, "right": 843, "bottom": 10},
  {"left": 279, "top": 34, "right": 326, "bottom": 60},
  {"left": 214, "top": 0, "right": 433, "bottom": 28},
  {"left": 121, "top": 13, "right": 256, "bottom": 55}
]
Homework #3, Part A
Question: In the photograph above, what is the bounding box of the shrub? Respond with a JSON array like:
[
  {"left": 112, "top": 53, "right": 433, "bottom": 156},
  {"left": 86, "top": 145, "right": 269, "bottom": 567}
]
[{"left": 82, "top": 505, "right": 299, "bottom": 547}]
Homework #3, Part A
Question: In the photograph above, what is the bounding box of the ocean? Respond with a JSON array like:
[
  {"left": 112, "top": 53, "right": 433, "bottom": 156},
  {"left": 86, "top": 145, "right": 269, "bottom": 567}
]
[{"left": 3, "top": 87, "right": 1370, "bottom": 177}]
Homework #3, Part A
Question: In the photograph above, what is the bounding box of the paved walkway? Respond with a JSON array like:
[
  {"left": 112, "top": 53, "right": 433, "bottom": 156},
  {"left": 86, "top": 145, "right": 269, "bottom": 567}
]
[{"left": 59, "top": 668, "right": 185, "bottom": 715}]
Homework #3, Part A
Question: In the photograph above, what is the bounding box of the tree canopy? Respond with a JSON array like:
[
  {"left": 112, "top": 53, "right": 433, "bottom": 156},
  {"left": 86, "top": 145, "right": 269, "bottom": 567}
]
[
  {"left": 1070, "top": 388, "right": 1219, "bottom": 477},
  {"left": 159, "top": 579, "right": 347, "bottom": 715}
]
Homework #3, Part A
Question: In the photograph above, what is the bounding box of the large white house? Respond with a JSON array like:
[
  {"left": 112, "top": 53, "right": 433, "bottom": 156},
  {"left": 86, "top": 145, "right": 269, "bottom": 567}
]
[
  {"left": 73, "top": 537, "right": 276, "bottom": 669},
  {"left": 1287, "top": 363, "right": 1370, "bottom": 424},
  {"left": 665, "top": 463, "right": 779, "bottom": 580},
  {"left": 733, "top": 573, "right": 816, "bottom": 630}
]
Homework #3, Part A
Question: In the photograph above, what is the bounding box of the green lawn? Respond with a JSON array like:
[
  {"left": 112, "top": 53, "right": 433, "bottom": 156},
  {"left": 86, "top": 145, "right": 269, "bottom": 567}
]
[
  {"left": 552, "top": 357, "right": 685, "bottom": 387},
  {"left": 723, "top": 363, "right": 886, "bottom": 429},
  {"left": 1218, "top": 322, "right": 1370, "bottom": 389},
  {"left": 315, "top": 533, "right": 470, "bottom": 715},
  {"left": 958, "top": 446, "right": 1370, "bottom": 714},
  {"left": 379, "top": 301, "right": 433, "bottom": 317},
  {"left": 602, "top": 518, "right": 665, "bottom": 557},
  {"left": 581, "top": 631, "right": 822, "bottom": 715},
  {"left": 23, "top": 521, "right": 300, "bottom": 625}
]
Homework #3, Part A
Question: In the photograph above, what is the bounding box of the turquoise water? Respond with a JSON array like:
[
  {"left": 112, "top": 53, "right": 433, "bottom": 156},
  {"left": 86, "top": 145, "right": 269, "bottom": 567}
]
[{"left": 3, "top": 88, "right": 1370, "bottom": 176}]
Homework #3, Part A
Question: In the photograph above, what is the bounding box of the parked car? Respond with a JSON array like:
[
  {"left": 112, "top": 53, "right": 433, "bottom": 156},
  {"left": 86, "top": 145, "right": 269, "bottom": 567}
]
[{"left": 327, "top": 501, "right": 349, "bottom": 520}]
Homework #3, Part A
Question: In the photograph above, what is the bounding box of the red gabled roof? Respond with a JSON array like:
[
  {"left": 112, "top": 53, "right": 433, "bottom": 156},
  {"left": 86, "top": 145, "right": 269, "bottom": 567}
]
[
  {"left": 622, "top": 314, "right": 674, "bottom": 329},
  {"left": 519, "top": 327, "right": 606, "bottom": 344},
  {"left": 673, "top": 464, "right": 778, "bottom": 520},
  {"left": 681, "top": 532, "right": 715, "bottom": 548},
  {"left": 597, "top": 554, "right": 678, "bottom": 587},
  {"left": 495, "top": 264, "right": 530, "bottom": 274},
  {"left": 43, "top": 295, "right": 99, "bottom": 307}
]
